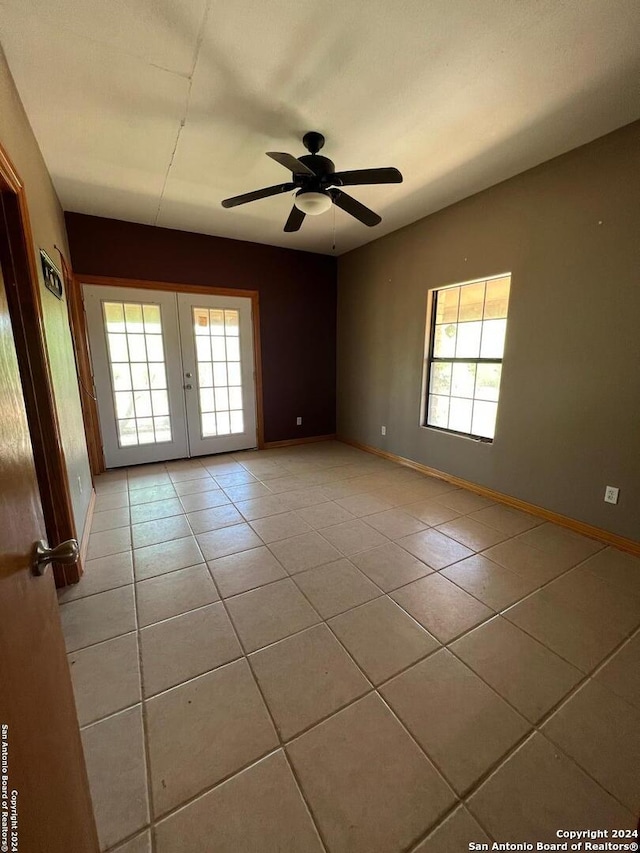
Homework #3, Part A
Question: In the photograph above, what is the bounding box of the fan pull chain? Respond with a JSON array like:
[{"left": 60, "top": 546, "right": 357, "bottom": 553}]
[{"left": 332, "top": 204, "right": 337, "bottom": 253}]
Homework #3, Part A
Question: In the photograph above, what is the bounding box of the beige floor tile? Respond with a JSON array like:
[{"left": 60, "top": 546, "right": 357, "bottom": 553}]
[
  {"left": 235, "top": 494, "right": 291, "bottom": 520},
  {"left": 87, "top": 526, "right": 132, "bottom": 560},
  {"left": 81, "top": 706, "right": 149, "bottom": 850},
  {"left": 186, "top": 503, "right": 244, "bottom": 534},
  {"left": 60, "top": 585, "right": 137, "bottom": 652},
  {"left": 95, "top": 477, "right": 128, "bottom": 495},
  {"left": 335, "top": 491, "right": 396, "bottom": 517},
  {"left": 111, "top": 830, "right": 151, "bottom": 853},
  {"left": 90, "top": 507, "right": 130, "bottom": 533},
  {"left": 402, "top": 499, "right": 461, "bottom": 526},
  {"left": 320, "top": 519, "right": 389, "bottom": 556},
  {"left": 504, "top": 587, "right": 625, "bottom": 672},
  {"left": 178, "top": 488, "right": 230, "bottom": 512},
  {"left": 549, "top": 564, "right": 640, "bottom": 633},
  {"left": 595, "top": 633, "right": 640, "bottom": 709},
  {"left": 435, "top": 490, "right": 495, "bottom": 513},
  {"left": 129, "top": 497, "right": 183, "bottom": 524},
  {"left": 321, "top": 479, "right": 371, "bottom": 500},
  {"left": 250, "top": 624, "right": 369, "bottom": 739},
  {"left": 173, "top": 477, "right": 218, "bottom": 496},
  {"left": 140, "top": 602, "right": 241, "bottom": 696},
  {"left": 197, "top": 523, "right": 263, "bottom": 560},
  {"left": 128, "top": 472, "right": 171, "bottom": 490},
  {"left": 397, "top": 528, "right": 473, "bottom": 569},
  {"left": 287, "top": 693, "right": 455, "bottom": 853},
  {"left": 468, "top": 504, "right": 542, "bottom": 536},
  {"left": 581, "top": 546, "right": 640, "bottom": 597},
  {"left": 226, "top": 578, "right": 320, "bottom": 652},
  {"left": 442, "top": 554, "right": 540, "bottom": 610},
  {"left": 517, "top": 522, "right": 603, "bottom": 564},
  {"left": 351, "top": 542, "right": 432, "bottom": 591},
  {"left": 543, "top": 679, "right": 640, "bottom": 813},
  {"left": 249, "top": 510, "right": 312, "bottom": 543},
  {"left": 280, "top": 486, "right": 332, "bottom": 509},
  {"left": 296, "top": 501, "right": 356, "bottom": 529},
  {"left": 263, "top": 475, "right": 313, "bottom": 494},
  {"left": 436, "top": 517, "right": 509, "bottom": 551},
  {"left": 294, "top": 558, "right": 381, "bottom": 618},
  {"left": 268, "top": 531, "right": 341, "bottom": 574},
  {"left": 146, "top": 660, "right": 278, "bottom": 815},
  {"left": 129, "top": 484, "right": 177, "bottom": 505},
  {"left": 468, "top": 733, "right": 635, "bottom": 841},
  {"left": 223, "top": 478, "right": 273, "bottom": 499},
  {"left": 154, "top": 751, "right": 323, "bottom": 853},
  {"left": 208, "top": 546, "right": 287, "bottom": 597},
  {"left": 132, "top": 514, "right": 191, "bottom": 549},
  {"left": 483, "top": 537, "right": 574, "bottom": 583},
  {"left": 330, "top": 596, "right": 438, "bottom": 684},
  {"left": 381, "top": 649, "right": 530, "bottom": 793},
  {"left": 133, "top": 536, "right": 203, "bottom": 581},
  {"left": 392, "top": 573, "right": 492, "bottom": 643},
  {"left": 212, "top": 469, "right": 258, "bottom": 487},
  {"left": 95, "top": 491, "right": 130, "bottom": 511},
  {"left": 68, "top": 633, "right": 141, "bottom": 726},
  {"left": 365, "top": 508, "right": 428, "bottom": 539},
  {"left": 57, "top": 551, "right": 133, "bottom": 603},
  {"left": 451, "top": 617, "right": 583, "bottom": 722},
  {"left": 136, "top": 564, "right": 219, "bottom": 627},
  {"left": 168, "top": 467, "right": 211, "bottom": 483},
  {"left": 412, "top": 806, "right": 490, "bottom": 853}
]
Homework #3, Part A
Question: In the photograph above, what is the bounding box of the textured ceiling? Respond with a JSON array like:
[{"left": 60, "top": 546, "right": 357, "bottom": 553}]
[{"left": 1, "top": 0, "right": 639, "bottom": 254}]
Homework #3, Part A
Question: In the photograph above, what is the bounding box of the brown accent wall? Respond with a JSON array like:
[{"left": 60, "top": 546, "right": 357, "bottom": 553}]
[
  {"left": 0, "top": 48, "right": 92, "bottom": 537},
  {"left": 337, "top": 121, "right": 640, "bottom": 541},
  {"left": 65, "top": 213, "right": 337, "bottom": 444}
]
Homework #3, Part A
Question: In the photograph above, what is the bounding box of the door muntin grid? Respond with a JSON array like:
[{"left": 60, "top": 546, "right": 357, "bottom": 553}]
[
  {"left": 193, "top": 307, "right": 245, "bottom": 438},
  {"left": 102, "top": 301, "right": 172, "bottom": 447}
]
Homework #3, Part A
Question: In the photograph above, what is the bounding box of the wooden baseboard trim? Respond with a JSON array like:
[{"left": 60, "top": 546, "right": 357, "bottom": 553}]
[
  {"left": 338, "top": 436, "right": 640, "bottom": 557},
  {"left": 263, "top": 433, "right": 336, "bottom": 450},
  {"left": 79, "top": 489, "right": 96, "bottom": 571}
]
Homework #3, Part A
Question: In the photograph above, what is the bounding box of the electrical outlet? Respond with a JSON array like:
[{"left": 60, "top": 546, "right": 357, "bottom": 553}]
[
  {"left": 77, "top": 476, "right": 83, "bottom": 495},
  {"left": 296, "top": 416, "right": 302, "bottom": 426},
  {"left": 604, "top": 486, "right": 619, "bottom": 505},
  {"left": 381, "top": 425, "right": 386, "bottom": 436}
]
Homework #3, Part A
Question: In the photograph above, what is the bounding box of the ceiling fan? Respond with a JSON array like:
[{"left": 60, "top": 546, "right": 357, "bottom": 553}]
[{"left": 221, "top": 131, "right": 403, "bottom": 232}]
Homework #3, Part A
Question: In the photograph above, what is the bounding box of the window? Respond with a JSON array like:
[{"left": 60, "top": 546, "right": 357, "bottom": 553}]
[{"left": 424, "top": 274, "right": 511, "bottom": 441}]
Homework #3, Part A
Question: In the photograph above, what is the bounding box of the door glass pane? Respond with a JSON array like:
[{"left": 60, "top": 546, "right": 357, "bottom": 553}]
[
  {"left": 192, "top": 306, "right": 246, "bottom": 438},
  {"left": 102, "top": 300, "right": 172, "bottom": 447}
]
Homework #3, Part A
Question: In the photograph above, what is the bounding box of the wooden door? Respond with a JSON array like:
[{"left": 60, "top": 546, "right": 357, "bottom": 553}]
[
  {"left": 0, "top": 265, "right": 99, "bottom": 850},
  {"left": 177, "top": 291, "right": 257, "bottom": 457}
]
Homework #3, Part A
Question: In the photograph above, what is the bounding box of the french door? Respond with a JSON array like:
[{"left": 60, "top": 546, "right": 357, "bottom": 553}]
[{"left": 83, "top": 285, "right": 257, "bottom": 468}]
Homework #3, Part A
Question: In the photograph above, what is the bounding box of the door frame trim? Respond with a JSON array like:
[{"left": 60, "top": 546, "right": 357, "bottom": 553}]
[
  {"left": 0, "top": 143, "right": 82, "bottom": 586},
  {"left": 76, "top": 274, "right": 265, "bottom": 454}
]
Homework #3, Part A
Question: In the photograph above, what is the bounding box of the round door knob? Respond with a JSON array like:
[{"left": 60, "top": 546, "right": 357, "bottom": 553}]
[{"left": 184, "top": 383, "right": 193, "bottom": 390}]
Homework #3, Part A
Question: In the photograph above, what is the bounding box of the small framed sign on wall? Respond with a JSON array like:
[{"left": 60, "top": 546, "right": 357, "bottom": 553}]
[{"left": 40, "top": 249, "right": 63, "bottom": 299}]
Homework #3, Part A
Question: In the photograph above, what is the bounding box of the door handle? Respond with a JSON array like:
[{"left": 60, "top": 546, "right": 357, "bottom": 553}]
[
  {"left": 184, "top": 384, "right": 193, "bottom": 390},
  {"left": 32, "top": 539, "right": 79, "bottom": 576}
]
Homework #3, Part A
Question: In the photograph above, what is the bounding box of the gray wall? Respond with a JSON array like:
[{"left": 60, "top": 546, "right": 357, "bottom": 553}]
[
  {"left": 0, "top": 48, "right": 92, "bottom": 538},
  {"left": 337, "top": 121, "right": 640, "bottom": 541}
]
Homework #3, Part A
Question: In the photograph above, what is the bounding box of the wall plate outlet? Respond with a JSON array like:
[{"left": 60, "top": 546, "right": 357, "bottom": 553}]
[
  {"left": 604, "top": 485, "right": 619, "bottom": 504},
  {"left": 296, "top": 416, "right": 302, "bottom": 426},
  {"left": 381, "top": 425, "right": 386, "bottom": 436},
  {"left": 77, "top": 475, "right": 83, "bottom": 495}
]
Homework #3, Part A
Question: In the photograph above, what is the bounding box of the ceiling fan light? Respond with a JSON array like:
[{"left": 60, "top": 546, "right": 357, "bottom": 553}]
[{"left": 294, "top": 190, "right": 332, "bottom": 216}]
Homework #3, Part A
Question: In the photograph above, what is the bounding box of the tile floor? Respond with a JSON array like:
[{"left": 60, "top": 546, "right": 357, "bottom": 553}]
[{"left": 57, "top": 442, "right": 640, "bottom": 852}]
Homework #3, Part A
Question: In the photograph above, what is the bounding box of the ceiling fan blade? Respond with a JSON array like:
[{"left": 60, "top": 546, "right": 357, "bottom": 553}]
[
  {"left": 284, "top": 205, "right": 305, "bottom": 232},
  {"left": 330, "top": 189, "right": 382, "bottom": 227},
  {"left": 330, "top": 167, "right": 403, "bottom": 187},
  {"left": 267, "top": 152, "right": 315, "bottom": 176},
  {"left": 221, "top": 182, "right": 295, "bottom": 208}
]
